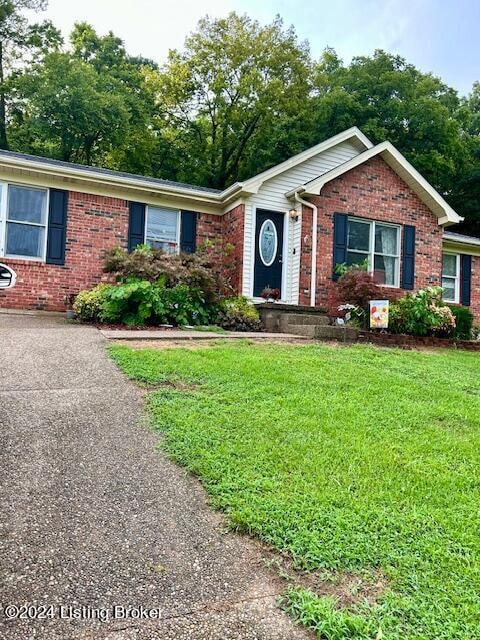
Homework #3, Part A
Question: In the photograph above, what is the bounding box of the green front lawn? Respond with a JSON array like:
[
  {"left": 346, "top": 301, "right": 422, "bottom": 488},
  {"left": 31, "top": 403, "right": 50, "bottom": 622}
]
[{"left": 110, "top": 342, "right": 480, "bottom": 639}]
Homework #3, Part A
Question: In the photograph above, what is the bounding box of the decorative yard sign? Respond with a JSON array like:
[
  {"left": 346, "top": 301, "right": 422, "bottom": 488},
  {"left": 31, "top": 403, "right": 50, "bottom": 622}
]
[
  {"left": 370, "top": 300, "right": 389, "bottom": 329},
  {"left": 0, "top": 263, "right": 17, "bottom": 290}
]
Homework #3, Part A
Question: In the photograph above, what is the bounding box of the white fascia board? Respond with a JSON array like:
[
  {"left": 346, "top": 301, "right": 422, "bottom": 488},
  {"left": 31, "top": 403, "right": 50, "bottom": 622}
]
[
  {"left": 0, "top": 155, "right": 223, "bottom": 206},
  {"left": 443, "top": 240, "right": 480, "bottom": 256},
  {"left": 234, "top": 127, "right": 373, "bottom": 194},
  {"left": 287, "top": 141, "right": 463, "bottom": 226},
  {"left": 443, "top": 231, "right": 480, "bottom": 255}
]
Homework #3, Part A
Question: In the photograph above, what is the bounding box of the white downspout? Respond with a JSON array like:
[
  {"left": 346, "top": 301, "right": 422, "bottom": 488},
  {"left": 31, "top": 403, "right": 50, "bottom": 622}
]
[{"left": 294, "top": 192, "right": 318, "bottom": 307}]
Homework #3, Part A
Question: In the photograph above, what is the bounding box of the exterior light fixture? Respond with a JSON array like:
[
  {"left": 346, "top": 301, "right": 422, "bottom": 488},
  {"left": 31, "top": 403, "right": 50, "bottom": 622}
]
[{"left": 288, "top": 208, "right": 299, "bottom": 222}]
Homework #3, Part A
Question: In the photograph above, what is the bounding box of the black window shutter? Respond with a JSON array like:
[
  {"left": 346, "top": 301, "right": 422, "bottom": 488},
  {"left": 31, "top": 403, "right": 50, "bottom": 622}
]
[
  {"left": 46, "top": 189, "right": 68, "bottom": 265},
  {"left": 460, "top": 254, "right": 472, "bottom": 306},
  {"left": 180, "top": 211, "right": 197, "bottom": 253},
  {"left": 332, "top": 212, "right": 348, "bottom": 280},
  {"left": 401, "top": 225, "right": 416, "bottom": 290},
  {"left": 128, "top": 201, "right": 146, "bottom": 252}
]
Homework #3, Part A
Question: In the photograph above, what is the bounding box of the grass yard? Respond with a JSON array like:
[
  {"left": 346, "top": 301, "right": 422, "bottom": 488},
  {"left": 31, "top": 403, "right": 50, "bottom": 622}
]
[{"left": 110, "top": 341, "right": 480, "bottom": 639}]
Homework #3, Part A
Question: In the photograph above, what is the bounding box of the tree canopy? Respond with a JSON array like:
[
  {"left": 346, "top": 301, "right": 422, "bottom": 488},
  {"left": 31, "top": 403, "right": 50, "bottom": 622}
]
[{"left": 1, "top": 4, "right": 479, "bottom": 234}]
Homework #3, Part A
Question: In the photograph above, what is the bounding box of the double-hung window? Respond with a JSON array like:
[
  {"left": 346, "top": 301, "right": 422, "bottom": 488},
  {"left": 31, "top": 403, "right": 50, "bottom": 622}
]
[
  {"left": 145, "top": 206, "right": 180, "bottom": 254},
  {"left": 347, "top": 218, "right": 400, "bottom": 287},
  {"left": 441, "top": 253, "right": 460, "bottom": 303},
  {"left": 0, "top": 184, "right": 48, "bottom": 260}
]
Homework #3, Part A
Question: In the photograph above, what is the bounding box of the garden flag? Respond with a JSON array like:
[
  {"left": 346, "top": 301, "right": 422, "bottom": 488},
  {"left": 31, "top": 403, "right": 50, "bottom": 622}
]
[{"left": 370, "top": 300, "right": 389, "bottom": 329}]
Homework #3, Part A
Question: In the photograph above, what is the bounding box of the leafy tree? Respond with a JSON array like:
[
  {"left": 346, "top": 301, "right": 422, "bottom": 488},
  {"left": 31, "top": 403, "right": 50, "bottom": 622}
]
[
  {"left": 12, "top": 23, "right": 158, "bottom": 168},
  {"left": 2, "top": 11, "right": 479, "bottom": 233},
  {"left": 153, "top": 13, "right": 313, "bottom": 188},
  {"left": 312, "top": 49, "right": 467, "bottom": 195},
  {"left": 68, "top": 23, "right": 160, "bottom": 174},
  {"left": 450, "top": 83, "right": 480, "bottom": 235},
  {"left": 13, "top": 52, "right": 129, "bottom": 163},
  {"left": 0, "top": 0, "right": 61, "bottom": 148}
]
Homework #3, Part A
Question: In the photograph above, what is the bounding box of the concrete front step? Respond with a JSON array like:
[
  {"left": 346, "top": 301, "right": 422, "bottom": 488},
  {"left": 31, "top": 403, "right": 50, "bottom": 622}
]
[
  {"left": 282, "top": 313, "right": 330, "bottom": 327},
  {"left": 282, "top": 324, "right": 318, "bottom": 337},
  {"left": 314, "top": 325, "right": 359, "bottom": 342}
]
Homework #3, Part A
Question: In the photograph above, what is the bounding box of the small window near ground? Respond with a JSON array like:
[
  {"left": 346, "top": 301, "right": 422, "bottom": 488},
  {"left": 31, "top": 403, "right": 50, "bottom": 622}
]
[
  {"left": 442, "top": 253, "right": 459, "bottom": 303},
  {"left": 347, "top": 218, "right": 400, "bottom": 287},
  {"left": 4, "top": 185, "right": 48, "bottom": 259},
  {"left": 145, "top": 206, "right": 179, "bottom": 253}
]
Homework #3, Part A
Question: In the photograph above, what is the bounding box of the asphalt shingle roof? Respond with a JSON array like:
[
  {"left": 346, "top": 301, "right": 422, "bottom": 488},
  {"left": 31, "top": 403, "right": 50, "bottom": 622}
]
[{"left": 0, "top": 149, "right": 222, "bottom": 195}]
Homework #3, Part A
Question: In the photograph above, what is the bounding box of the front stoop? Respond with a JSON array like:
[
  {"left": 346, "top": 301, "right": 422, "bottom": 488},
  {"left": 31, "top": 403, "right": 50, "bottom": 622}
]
[
  {"left": 257, "top": 305, "right": 359, "bottom": 342},
  {"left": 279, "top": 314, "right": 330, "bottom": 337},
  {"left": 258, "top": 304, "right": 330, "bottom": 336}
]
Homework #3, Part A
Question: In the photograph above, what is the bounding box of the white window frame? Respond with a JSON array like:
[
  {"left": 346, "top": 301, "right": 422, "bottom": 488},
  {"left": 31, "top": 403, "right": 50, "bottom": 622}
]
[
  {"left": 441, "top": 252, "right": 460, "bottom": 303},
  {"left": 0, "top": 182, "right": 49, "bottom": 262},
  {"left": 347, "top": 218, "right": 401, "bottom": 288},
  {"left": 144, "top": 205, "right": 181, "bottom": 253}
]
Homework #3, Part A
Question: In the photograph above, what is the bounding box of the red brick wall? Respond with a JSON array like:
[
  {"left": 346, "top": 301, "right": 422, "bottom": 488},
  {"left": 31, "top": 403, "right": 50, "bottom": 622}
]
[
  {"left": 196, "top": 212, "right": 223, "bottom": 245},
  {"left": 298, "top": 156, "right": 444, "bottom": 308},
  {"left": 196, "top": 206, "right": 244, "bottom": 295},
  {"left": 222, "top": 204, "right": 244, "bottom": 294},
  {"left": 0, "top": 194, "right": 237, "bottom": 313},
  {"left": 0, "top": 191, "right": 129, "bottom": 312}
]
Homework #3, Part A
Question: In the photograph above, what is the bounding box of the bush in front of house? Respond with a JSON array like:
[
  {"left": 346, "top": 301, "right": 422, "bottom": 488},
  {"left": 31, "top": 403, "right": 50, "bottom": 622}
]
[
  {"left": 103, "top": 244, "right": 227, "bottom": 303},
  {"left": 447, "top": 304, "right": 474, "bottom": 340},
  {"left": 73, "top": 244, "right": 231, "bottom": 327},
  {"left": 73, "top": 247, "right": 262, "bottom": 329},
  {"left": 389, "top": 287, "right": 456, "bottom": 337},
  {"left": 73, "top": 283, "right": 113, "bottom": 322},
  {"left": 75, "top": 278, "right": 214, "bottom": 327},
  {"left": 216, "top": 296, "right": 262, "bottom": 331},
  {"left": 328, "top": 266, "right": 385, "bottom": 327}
]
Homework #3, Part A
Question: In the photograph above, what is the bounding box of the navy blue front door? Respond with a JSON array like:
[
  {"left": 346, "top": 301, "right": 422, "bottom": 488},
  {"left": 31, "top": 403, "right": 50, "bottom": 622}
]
[{"left": 253, "top": 209, "right": 284, "bottom": 297}]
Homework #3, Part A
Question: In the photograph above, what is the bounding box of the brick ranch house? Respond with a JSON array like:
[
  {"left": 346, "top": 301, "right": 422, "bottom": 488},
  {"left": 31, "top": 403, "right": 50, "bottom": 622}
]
[{"left": 0, "top": 126, "right": 479, "bottom": 320}]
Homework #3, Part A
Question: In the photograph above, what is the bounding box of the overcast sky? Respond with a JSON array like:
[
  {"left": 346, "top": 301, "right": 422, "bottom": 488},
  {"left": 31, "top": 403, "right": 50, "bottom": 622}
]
[{"left": 37, "top": 0, "right": 478, "bottom": 96}]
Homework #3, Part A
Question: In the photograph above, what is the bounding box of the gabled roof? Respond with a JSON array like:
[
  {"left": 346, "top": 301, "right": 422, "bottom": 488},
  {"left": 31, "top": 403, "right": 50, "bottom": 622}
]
[
  {"left": 0, "top": 128, "right": 373, "bottom": 207},
  {"left": 286, "top": 141, "right": 463, "bottom": 226},
  {"left": 222, "top": 126, "right": 372, "bottom": 198}
]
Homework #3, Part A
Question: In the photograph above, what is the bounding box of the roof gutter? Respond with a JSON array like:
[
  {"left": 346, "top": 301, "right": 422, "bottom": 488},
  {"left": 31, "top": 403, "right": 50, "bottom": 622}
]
[
  {"left": 294, "top": 191, "right": 318, "bottom": 308},
  {"left": 0, "top": 156, "right": 224, "bottom": 206}
]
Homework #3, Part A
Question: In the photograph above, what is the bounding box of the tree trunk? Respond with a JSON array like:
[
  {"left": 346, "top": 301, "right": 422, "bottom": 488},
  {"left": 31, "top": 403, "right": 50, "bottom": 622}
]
[{"left": 0, "top": 41, "right": 8, "bottom": 149}]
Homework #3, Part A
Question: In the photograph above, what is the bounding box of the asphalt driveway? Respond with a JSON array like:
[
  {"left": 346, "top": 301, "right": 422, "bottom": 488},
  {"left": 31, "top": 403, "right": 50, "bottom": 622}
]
[{"left": 0, "top": 314, "right": 309, "bottom": 639}]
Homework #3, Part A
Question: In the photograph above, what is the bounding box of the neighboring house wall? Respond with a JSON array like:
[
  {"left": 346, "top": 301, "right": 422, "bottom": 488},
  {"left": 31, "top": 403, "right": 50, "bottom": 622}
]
[
  {"left": 299, "top": 156, "right": 443, "bottom": 307},
  {"left": 471, "top": 257, "right": 480, "bottom": 321},
  {"left": 0, "top": 191, "right": 129, "bottom": 311},
  {"left": 243, "top": 140, "right": 362, "bottom": 302}
]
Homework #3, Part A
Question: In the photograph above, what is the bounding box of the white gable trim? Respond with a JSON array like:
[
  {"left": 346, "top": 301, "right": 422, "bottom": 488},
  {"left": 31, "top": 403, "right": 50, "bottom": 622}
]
[
  {"left": 287, "top": 141, "right": 463, "bottom": 226},
  {"left": 222, "top": 127, "right": 373, "bottom": 199}
]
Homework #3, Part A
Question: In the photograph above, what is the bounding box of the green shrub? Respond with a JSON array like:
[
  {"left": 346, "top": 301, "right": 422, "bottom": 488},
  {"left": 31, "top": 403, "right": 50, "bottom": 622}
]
[
  {"left": 216, "top": 296, "right": 262, "bottom": 331},
  {"left": 98, "top": 278, "right": 215, "bottom": 327},
  {"left": 447, "top": 305, "right": 474, "bottom": 340},
  {"left": 389, "top": 287, "right": 456, "bottom": 337},
  {"left": 100, "top": 278, "right": 166, "bottom": 326},
  {"left": 160, "top": 284, "right": 213, "bottom": 326},
  {"left": 73, "top": 283, "right": 112, "bottom": 322},
  {"left": 328, "top": 267, "right": 385, "bottom": 327},
  {"left": 103, "top": 244, "right": 226, "bottom": 303}
]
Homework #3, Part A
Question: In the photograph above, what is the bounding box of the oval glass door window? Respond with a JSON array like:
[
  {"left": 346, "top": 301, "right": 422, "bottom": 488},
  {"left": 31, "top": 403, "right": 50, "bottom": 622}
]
[{"left": 259, "top": 219, "right": 278, "bottom": 266}]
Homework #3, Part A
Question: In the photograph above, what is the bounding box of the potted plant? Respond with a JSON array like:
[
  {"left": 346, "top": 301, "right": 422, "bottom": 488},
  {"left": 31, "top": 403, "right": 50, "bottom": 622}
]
[
  {"left": 65, "top": 293, "right": 77, "bottom": 320},
  {"left": 260, "top": 287, "right": 281, "bottom": 303}
]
